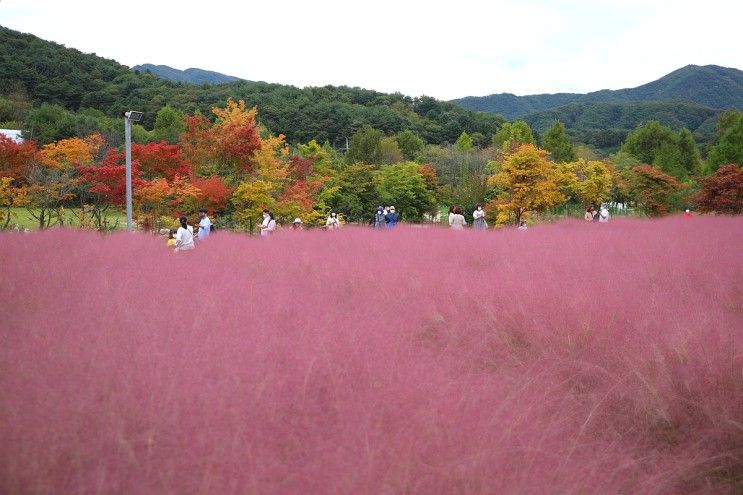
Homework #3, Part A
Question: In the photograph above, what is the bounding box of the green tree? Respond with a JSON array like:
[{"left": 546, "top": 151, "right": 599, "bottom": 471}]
[
  {"left": 153, "top": 106, "right": 185, "bottom": 144},
  {"left": 492, "top": 120, "right": 535, "bottom": 150},
  {"left": 677, "top": 128, "right": 702, "bottom": 176},
  {"left": 395, "top": 130, "right": 425, "bottom": 161},
  {"left": 376, "top": 162, "right": 436, "bottom": 221},
  {"left": 708, "top": 113, "right": 743, "bottom": 172},
  {"left": 621, "top": 120, "right": 678, "bottom": 165},
  {"left": 543, "top": 121, "right": 576, "bottom": 163},
  {"left": 455, "top": 131, "right": 474, "bottom": 152},
  {"left": 379, "top": 136, "right": 403, "bottom": 164},
  {"left": 325, "top": 164, "right": 378, "bottom": 222},
  {"left": 716, "top": 110, "right": 742, "bottom": 136},
  {"left": 346, "top": 125, "right": 384, "bottom": 165},
  {"left": 23, "top": 104, "right": 76, "bottom": 145},
  {"left": 450, "top": 171, "right": 490, "bottom": 222}
]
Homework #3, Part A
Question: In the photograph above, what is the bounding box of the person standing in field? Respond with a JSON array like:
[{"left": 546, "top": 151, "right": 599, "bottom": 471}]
[
  {"left": 518, "top": 220, "right": 528, "bottom": 230},
  {"left": 197, "top": 208, "right": 211, "bottom": 240},
  {"left": 684, "top": 208, "right": 692, "bottom": 219},
  {"left": 175, "top": 216, "right": 195, "bottom": 251},
  {"left": 472, "top": 204, "right": 488, "bottom": 230},
  {"left": 291, "top": 218, "right": 304, "bottom": 230},
  {"left": 326, "top": 211, "right": 340, "bottom": 230},
  {"left": 374, "top": 207, "right": 386, "bottom": 228},
  {"left": 260, "top": 209, "right": 277, "bottom": 236},
  {"left": 584, "top": 207, "right": 594, "bottom": 221},
  {"left": 450, "top": 207, "right": 466, "bottom": 230},
  {"left": 385, "top": 206, "right": 400, "bottom": 229},
  {"left": 599, "top": 206, "right": 610, "bottom": 223},
  {"left": 448, "top": 206, "right": 455, "bottom": 227}
]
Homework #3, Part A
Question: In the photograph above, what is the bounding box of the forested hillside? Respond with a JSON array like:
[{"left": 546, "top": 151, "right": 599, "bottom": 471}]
[{"left": 0, "top": 25, "right": 503, "bottom": 145}]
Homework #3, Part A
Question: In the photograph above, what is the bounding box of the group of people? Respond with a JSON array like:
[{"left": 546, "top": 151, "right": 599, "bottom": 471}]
[
  {"left": 448, "top": 205, "right": 489, "bottom": 230},
  {"left": 169, "top": 202, "right": 618, "bottom": 249},
  {"left": 373, "top": 206, "right": 401, "bottom": 229},
  {"left": 585, "top": 206, "right": 611, "bottom": 223},
  {"left": 167, "top": 209, "right": 212, "bottom": 251}
]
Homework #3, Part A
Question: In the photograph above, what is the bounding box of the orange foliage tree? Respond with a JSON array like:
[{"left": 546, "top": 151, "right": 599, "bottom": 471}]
[
  {"left": 487, "top": 144, "right": 565, "bottom": 225},
  {"left": 39, "top": 133, "right": 104, "bottom": 169},
  {"left": 630, "top": 165, "right": 685, "bottom": 216}
]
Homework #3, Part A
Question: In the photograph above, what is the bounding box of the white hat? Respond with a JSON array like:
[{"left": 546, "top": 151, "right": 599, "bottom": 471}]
[{"left": 293, "top": 218, "right": 302, "bottom": 224}]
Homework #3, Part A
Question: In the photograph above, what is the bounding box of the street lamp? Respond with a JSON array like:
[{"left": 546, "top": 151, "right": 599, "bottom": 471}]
[{"left": 124, "top": 111, "right": 143, "bottom": 231}]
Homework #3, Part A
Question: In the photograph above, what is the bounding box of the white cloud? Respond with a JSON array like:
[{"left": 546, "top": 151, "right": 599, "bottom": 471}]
[{"left": 1, "top": 0, "right": 741, "bottom": 99}]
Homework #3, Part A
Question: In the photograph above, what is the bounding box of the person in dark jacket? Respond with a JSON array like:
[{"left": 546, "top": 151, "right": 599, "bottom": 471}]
[
  {"left": 374, "top": 207, "right": 386, "bottom": 228},
  {"left": 385, "top": 206, "right": 400, "bottom": 228}
]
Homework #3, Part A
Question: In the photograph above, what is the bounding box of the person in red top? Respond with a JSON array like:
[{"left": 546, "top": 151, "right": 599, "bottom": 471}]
[{"left": 684, "top": 209, "right": 692, "bottom": 219}]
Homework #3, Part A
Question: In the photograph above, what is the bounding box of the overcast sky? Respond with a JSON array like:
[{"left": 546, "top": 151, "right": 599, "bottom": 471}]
[{"left": 1, "top": 0, "right": 741, "bottom": 100}]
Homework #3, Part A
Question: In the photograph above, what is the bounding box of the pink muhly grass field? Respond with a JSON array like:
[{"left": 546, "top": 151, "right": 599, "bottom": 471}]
[{"left": 1, "top": 217, "right": 742, "bottom": 494}]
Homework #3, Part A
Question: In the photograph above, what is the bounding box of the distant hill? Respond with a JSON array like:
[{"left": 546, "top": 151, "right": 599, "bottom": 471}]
[
  {"left": 132, "top": 64, "right": 245, "bottom": 85},
  {"left": 523, "top": 100, "right": 722, "bottom": 150},
  {"left": 0, "top": 25, "right": 503, "bottom": 144},
  {"left": 452, "top": 65, "right": 743, "bottom": 118}
]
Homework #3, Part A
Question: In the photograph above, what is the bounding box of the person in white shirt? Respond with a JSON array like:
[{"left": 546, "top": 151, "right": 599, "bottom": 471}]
[
  {"left": 599, "top": 206, "right": 610, "bottom": 223},
  {"left": 260, "top": 209, "right": 277, "bottom": 236},
  {"left": 174, "top": 216, "right": 195, "bottom": 251},
  {"left": 450, "top": 207, "right": 466, "bottom": 230},
  {"left": 448, "top": 206, "right": 455, "bottom": 227},
  {"left": 197, "top": 208, "right": 211, "bottom": 240},
  {"left": 472, "top": 204, "right": 487, "bottom": 230},
  {"left": 518, "top": 221, "right": 528, "bottom": 230},
  {"left": 326, "top": 211, "right": 340, "bottom": 229}
]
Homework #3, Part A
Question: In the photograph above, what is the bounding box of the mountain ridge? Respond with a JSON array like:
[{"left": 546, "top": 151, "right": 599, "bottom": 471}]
[
  {"left": 452, "top": 65, "right": 743, "bottom": 118},
  {"left": 131, "top": 64, "right": 247, "bottom": 85}
]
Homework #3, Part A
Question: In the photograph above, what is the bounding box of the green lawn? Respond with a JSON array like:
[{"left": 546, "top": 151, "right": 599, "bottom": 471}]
[{"left": 4, "top": 207, "right": 127, "bottom": 230}]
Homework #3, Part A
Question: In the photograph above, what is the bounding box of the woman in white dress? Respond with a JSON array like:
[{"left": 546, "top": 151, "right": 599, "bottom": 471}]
[
  {"left": 260, "top": 209, "right": 277, "bottom": 236},
  {"left": 326, "top": 211, "right": 340, "bottom": 230},
  {"left": 472, "top": 204, "right": 488, "bottom": 230},
  {"left": 450, "top": 207, "right": 466, "bottom": 230},
  {"left": 174, "top": 216, "right": 195, "bottom": 251}
]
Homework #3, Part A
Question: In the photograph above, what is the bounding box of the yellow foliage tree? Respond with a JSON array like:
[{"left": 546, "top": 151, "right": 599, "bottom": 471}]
[
  {"left": 231, "top": 180, "right": 276, "bottom": 233},
  {"left": 559, "top": 159, "right": 613, "bottom": 207},
  {"left": 39, "top": 133, "right": 105, "bottom": 169},
  {"left": 253, "top": 132, "right": 289, "bottom": 184},
  {"left": 487, "top": 144, "right": 565, "bottom": 225}
]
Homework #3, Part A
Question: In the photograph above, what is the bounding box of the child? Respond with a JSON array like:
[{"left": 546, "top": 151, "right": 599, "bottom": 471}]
[{"left": 167, "top": 229, "right": 177, "bottom": 247}]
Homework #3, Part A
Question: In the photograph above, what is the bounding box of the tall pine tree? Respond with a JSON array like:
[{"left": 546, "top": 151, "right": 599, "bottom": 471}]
[{"left": 543, "top": 121, "right": 576, "bottom": 163}]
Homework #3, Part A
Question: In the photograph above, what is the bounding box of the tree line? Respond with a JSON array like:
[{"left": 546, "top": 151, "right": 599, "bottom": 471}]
[{"left": 1, "top": 98, "right": 741, "bottom": 232}]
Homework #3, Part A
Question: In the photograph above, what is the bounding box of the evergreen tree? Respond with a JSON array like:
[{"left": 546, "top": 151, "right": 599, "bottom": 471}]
[
  {"left": 153, "top": 106, "right": 185, "bottom": 144},
  {"left": 543, "top": 121, "right": 576, "bottom": 163},
  {"left": 677, "top": 128, "right": 702, "bottom": 176},
  {"left": 455, "top": 131, "right": 474, "bottom": 152},
  {"left": 708, "top": 114, "right": 743, "bottom": 172}
]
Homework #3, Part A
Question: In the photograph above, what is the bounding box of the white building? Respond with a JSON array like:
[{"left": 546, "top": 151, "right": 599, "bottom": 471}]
[{"left": 0, "top": 129, "right": 24, "bottom": 143}]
